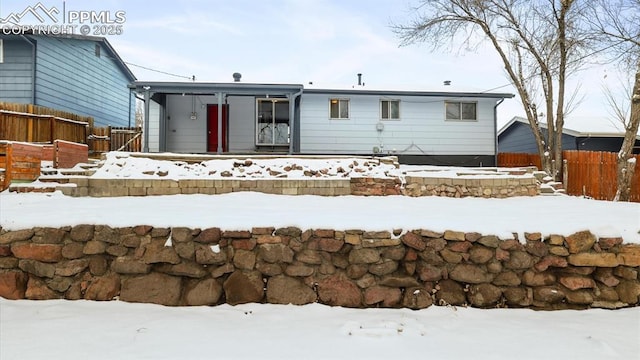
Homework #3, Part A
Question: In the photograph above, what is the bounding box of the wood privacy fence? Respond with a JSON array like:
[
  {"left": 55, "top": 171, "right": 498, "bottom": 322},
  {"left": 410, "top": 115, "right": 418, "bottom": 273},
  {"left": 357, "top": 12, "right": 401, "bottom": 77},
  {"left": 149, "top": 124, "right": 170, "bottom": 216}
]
[
  {"left": 498, "top": 151, "right": 640, "bottom": 202},
  {"left": 0, "top": 106, "right": 90, "bottom": 145},
  {"left": 0, "top": 102, "right": 142, "bottom": 154},
  {"left": 496, "top": 153, "right": 542, "bottom": 169},
  {"left": 89, "top": 126, "right": 142, "bottom": 153}
]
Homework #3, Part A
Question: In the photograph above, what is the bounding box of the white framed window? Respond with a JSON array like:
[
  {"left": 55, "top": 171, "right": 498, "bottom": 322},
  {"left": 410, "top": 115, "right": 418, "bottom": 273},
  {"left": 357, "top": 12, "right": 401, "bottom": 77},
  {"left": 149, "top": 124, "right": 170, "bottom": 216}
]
[
  {"left": 445, "top": 101, "right": 477, "bottom": 121},
  {"left": 330, "top": 98, "right": 349, "bottom": 119},
  {"left": 0, "top": 39, "right": 4, "bottom": 63},
  {"left": 381, "top": 99, "right": 400, "bottom": 120}
]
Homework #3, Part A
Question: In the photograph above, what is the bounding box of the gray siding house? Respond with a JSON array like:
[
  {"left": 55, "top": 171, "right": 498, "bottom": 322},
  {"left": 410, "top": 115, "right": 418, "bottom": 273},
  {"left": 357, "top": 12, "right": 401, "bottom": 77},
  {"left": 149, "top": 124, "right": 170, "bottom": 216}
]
[
  {"left": 0, "top": 33, "right": 136, "bottom": 127},
  {"left": 132, "top": 80, "right": 514, "bottom": 166},
  {"left": 498, "top": 116, "right": 640, "bottom": 154}
]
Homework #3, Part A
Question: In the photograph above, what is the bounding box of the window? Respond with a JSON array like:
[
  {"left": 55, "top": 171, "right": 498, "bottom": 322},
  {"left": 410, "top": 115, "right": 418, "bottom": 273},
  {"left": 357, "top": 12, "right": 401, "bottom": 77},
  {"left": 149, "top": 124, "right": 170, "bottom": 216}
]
[
  {"left": 330, "top": 99, "right": 349, "bottom": 119},
  {"left": 381, "top": 100, "right": 400, "bottom": 120},
  {"left": 0, "top": 39, "right": 3, "bottom": 63},
  {"left": 445, "top": 101, "right": 477, "bottom": 121}
]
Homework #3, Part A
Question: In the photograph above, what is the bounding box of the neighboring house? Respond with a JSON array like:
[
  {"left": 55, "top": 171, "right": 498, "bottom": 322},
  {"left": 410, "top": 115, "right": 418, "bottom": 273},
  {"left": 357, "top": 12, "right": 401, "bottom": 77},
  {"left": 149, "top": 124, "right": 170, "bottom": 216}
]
[
  {"left": 132, "top": 79, "right": 514, "bottom": 165},
  {"left": 0, "top": 33, "right": 136, "bottom": 127},
  {"left": 498, "top": 116, "right": 640, "bottom": 154}
]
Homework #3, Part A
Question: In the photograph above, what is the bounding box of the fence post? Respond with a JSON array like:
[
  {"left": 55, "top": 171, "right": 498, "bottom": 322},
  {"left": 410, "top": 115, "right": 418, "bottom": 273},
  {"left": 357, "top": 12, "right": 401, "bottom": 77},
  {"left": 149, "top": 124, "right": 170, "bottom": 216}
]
[
  {"left": 108, "top": 126, "right": 112, "bottom": 151},
  {"left": 50, "top": 116, "right": 55, "bottom": 143},
  {"left": 562, "top": 159, "right": 568, "bottom": 191},
  {"left": 6, "top": 143, "right": 13, "bottom": 188}
]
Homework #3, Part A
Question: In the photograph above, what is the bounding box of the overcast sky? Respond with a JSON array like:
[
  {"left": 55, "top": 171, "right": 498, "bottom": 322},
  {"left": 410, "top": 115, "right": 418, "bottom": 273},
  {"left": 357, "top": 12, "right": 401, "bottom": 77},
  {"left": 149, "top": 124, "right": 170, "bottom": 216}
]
[{"left": 1, "top": 0, "right": 629, "bottom": 126}]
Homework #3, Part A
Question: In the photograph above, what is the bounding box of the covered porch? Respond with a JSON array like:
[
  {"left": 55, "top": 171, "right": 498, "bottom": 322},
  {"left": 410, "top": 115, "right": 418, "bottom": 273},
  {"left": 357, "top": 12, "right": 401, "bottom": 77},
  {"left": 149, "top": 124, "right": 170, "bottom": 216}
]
[{"left": 131, "top": 81, "right": 303, "bottom": 154}]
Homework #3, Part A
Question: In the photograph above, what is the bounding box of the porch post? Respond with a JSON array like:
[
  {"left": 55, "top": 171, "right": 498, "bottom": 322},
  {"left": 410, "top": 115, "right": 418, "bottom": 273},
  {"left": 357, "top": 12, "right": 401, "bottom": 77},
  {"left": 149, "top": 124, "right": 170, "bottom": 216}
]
[
  {"left": 288, "top": 93, "right": 294, "bottom": 155},
  {"left": 143, "top": 88, "right": 151, "bottom": 153},
  {"left": 217, "top": 92, "right": 224, "bottom": 154}
]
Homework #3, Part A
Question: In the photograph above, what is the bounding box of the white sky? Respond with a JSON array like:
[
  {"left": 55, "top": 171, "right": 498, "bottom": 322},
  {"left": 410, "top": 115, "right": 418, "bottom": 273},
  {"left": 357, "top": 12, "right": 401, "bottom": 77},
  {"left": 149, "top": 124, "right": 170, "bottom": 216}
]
[{"left": 0, "top": 0, "right": 631, "bottom": 127}]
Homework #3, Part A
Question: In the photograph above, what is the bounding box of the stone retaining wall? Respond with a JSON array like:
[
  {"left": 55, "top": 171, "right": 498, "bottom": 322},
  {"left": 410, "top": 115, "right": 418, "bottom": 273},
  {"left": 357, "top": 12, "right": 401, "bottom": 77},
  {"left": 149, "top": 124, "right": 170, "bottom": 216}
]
[
  {"left": 1, "top": 226, "right": 638, "bottom": 310},
  {"left": 40, "top": 175, "right": 538, "bottom": 198},
  {"left": 404, "top": 176, "right": 539, "bottom": 198}
]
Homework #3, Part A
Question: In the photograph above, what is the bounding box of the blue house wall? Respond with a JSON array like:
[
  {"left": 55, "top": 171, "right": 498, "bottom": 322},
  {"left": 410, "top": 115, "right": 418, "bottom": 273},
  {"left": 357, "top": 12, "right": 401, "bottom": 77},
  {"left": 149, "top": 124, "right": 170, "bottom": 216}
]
[
  {"left": 498, "top": 121, "right": 576, "bottom": 153},
  {"left": 0, "top": 38, "right": 34, "bottom": 103},
  {"left": 0, "top": 35, "right": 135, "bottom": 127},
  {"left": 499, "top": 118, "right": 640, "bottom": 154}
]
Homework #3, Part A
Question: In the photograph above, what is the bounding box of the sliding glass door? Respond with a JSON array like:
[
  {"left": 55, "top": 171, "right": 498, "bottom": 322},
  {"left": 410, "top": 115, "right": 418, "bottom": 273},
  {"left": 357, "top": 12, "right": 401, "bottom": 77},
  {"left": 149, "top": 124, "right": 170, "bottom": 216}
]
[{"left": 256, "top": 98, "right": 289, "bottom": 145}]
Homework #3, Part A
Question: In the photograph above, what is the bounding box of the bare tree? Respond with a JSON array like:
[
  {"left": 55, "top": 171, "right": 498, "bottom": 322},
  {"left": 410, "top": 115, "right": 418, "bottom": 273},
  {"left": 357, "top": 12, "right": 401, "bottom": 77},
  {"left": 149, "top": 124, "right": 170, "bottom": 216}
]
[
  {"left": 586, "top": 0, "right": 640, "bottom": 201},
  {"left": 393, "top": 0, "right": 589, "bottom": 179}
]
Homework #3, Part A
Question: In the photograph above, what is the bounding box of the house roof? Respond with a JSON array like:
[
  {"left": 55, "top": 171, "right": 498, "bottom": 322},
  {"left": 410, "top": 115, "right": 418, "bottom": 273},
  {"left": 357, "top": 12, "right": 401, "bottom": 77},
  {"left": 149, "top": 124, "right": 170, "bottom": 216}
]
[
  {"left": 498, "top": 116, "right": 639, "bottom": 140},
  {"left": 129, "top": 81, "right": 304, "bottom": 95},
  {"left": 17, "top": 33, "right": 137, "bottom": 82},
  {"left": 131, "top": 80, "right": 514, "bottom": 99}
]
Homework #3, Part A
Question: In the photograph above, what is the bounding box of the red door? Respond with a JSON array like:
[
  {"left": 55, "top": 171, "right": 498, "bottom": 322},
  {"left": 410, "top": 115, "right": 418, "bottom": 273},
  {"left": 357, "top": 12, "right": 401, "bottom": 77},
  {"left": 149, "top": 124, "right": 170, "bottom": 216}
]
[{"left": 207, "top": 104, "right": 228, "bottom": 152}]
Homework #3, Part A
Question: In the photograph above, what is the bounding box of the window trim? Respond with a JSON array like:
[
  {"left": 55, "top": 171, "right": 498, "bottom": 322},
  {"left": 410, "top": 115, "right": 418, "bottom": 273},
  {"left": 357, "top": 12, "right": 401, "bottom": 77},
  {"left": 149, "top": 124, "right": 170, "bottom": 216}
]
[
  {"left": 380, "top": 99, "right": 400, "bottom": 121},
  {"left": 329, "top": 98, "right": 350, "bottom": 120},
  {"left": 0, "top": 39, "right": 4, "bottom": 63},
  {"left": 445, "top": 101, "right": 478, "bottom": 121}
]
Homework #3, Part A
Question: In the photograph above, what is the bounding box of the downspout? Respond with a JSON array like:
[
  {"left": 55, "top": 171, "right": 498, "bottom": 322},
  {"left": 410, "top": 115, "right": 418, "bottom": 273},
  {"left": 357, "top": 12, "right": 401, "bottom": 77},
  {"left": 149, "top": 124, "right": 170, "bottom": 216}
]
[
  {"left": 494, "top": 98, "right": 505, "bottom": 167},
  {"left": 143, "top": 87, "right": 151, "bottom": 152},
  {"left": 288, "top": 88, "right": 303, "bottom": 155},
  {"left": 20, "top": 35, "right": 36, "bottom": 104},
  {"left": 128, "top": 89, "right": 133, "bottom": 127},
  {"left": 217, "top": 92, "right": 225, "bottom": 154}
]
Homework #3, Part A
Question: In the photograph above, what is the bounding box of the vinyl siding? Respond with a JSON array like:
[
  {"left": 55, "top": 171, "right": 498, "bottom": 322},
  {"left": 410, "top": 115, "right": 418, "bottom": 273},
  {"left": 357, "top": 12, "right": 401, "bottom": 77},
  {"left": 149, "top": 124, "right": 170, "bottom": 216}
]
[
  {"left": 32, "top": 36, "right": 133, "bottom": 127},
  {"left": 147, "top": 99, "right": 161, "bottom": 152},
  {"left": 228, "top": 96, "right": 255, "bottom": 152},
  {"left": 498, "top": 121, "right": 578, "bottom": 153},
  {"left": 0, "top": 38, "right": 34, "bottom": 103},
  {"left": 165, "top": 94, "right": 216, "bottom": 153},
  {"left": 299, "top": 93, "right": 498, "bottom": 155}
]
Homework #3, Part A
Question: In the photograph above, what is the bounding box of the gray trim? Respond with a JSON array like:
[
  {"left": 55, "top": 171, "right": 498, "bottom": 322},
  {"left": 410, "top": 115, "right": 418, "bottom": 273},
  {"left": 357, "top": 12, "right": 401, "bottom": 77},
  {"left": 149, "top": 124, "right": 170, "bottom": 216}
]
[
  {"left": 131, "top": 81, "right": 304, "bottom": 96},
  {"left": 494, "top": 98, "right": 505, "bottom": 167},
  {"left": 304, "top": 88, "right": 514, "bottom": 99},
  {"left": 143, "top": 89, "right": 151, "bottom": 152}
]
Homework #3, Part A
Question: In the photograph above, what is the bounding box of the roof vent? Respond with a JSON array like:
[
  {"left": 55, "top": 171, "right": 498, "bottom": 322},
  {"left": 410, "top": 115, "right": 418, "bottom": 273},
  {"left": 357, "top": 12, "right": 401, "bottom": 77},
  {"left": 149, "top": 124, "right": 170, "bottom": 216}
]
[
  {"left": 443, "top": 80, "right": 451, "bottom": 86},
  {"left": 233, "top": 72, "right": 242, "bottom": 82},
  {"left": 357, "top": 73, "right": 362, "bottom": 86}
]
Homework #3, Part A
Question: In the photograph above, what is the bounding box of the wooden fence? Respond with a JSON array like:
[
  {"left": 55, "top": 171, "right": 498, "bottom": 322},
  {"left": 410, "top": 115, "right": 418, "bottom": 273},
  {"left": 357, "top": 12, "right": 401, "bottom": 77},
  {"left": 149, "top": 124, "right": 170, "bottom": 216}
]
[
  {"left": 0, "top": 102, "right": 142, "bottom": 154},
  {"left": 498, "top": 151, "right": 640, "bottom": 202},
  {"left": 0, "top": 109, "right": 89, "bottom": 144},
  {"left": 90, "top": 126, "right": 142, "bottom": 154},
  {"left": 497, "top": 153, "right": 542, "bottom": 169}
]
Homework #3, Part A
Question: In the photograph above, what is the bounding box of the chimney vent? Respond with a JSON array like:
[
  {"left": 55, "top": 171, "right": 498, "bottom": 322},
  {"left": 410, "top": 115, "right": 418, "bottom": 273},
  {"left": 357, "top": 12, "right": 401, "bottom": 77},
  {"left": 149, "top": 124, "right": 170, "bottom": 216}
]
[{"left": 357, "top": 73, "right": 362, "bottom": 86}]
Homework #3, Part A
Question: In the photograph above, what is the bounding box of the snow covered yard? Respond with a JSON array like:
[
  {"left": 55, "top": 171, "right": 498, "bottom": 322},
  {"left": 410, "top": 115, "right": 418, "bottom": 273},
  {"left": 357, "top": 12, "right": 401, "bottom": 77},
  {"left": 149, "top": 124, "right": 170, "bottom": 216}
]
[
  {"left": 1, "top": 299, "right": 638, "bottom": 360},
  {"left": 1, "top": 154, "right": 639, "bottom": 359}
]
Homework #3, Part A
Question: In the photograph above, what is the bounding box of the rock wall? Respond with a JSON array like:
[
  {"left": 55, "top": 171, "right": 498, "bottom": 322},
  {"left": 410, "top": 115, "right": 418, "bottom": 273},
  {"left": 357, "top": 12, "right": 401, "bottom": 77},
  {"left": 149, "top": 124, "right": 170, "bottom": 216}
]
[
  {"left": 1, "top": 226, "right": 638, "bottom": 309},
  {"left": 31, "top": 175, "right": 538, "bottom": 199},
  {"left": 404, "top": 175, "right": 539, "bottom": 198}
]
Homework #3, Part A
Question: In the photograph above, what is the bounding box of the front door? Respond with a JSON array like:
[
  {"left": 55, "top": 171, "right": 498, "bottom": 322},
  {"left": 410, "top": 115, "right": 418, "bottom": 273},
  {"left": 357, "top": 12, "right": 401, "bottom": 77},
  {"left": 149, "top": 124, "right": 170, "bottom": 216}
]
[{"left": 207, "top": 104, "right": 228, "bottom": 152}]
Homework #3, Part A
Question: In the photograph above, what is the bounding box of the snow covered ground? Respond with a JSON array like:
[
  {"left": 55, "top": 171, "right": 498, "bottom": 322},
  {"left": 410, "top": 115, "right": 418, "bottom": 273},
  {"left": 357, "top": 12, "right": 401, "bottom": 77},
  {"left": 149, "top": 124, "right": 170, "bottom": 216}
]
[
  {"left": 1, "top": 154, "right": 639, "bottom": 359},
  {"left": 1, "top": 299, "right": 638, "bottom": 360},
  {"left": 1, "top": 191, "right": 638, "bottom": 244}
]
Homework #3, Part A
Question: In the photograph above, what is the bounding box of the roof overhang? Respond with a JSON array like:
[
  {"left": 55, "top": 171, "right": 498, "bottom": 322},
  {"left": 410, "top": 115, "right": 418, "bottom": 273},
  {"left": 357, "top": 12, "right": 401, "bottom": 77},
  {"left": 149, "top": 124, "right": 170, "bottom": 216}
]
[
  {"left": 499, "top": 116, "right": 640, "bottom": 140},
  {"left": 303, "top": 88, "right": 515, "bottom": 99},
  {"left": 130, "top": 81, "right": 304, "bottom": 96}
]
